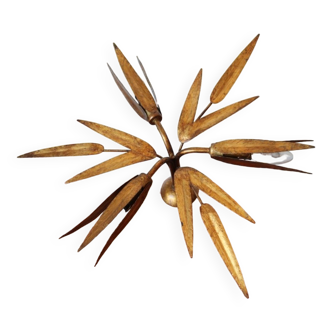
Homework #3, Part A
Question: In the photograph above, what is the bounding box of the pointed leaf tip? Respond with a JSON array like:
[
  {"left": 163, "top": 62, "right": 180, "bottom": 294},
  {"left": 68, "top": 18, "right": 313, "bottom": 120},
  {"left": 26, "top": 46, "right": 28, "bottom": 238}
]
[
  {"left": 210, "top": 139, "right": 314, "bottom": 156},
  {"left": 178, "top": 69, "right": 203, "bottom": 143},
  {"left": 78, "top": 173, "right": 151, "bottom": 251},
  {"left": 76, "top": 120, "right": 156, "bottom": 157},
  {"left": 184, "top": 167, "right": 255, "bottom": 224},
  {"left": 65, "top": 151, "right": 153, "bottom": 184},
  {"left": 210, "top": 35, "right": 259, "bottom": 104},
  {"left": 180, "top": 96, "right": 258, "bottom": 143},
  {"left": 174, "top": 168, "right": 194, "bottom": 258},
  {"left": 95, "top": 180, "right": 152, "bottom": 266},
  {"left": 106, "top": 63, "right": 148, "bottom": 120},
  {"left": 200, "top": 204, "right": 249, "bottom": 297},
  {"left": 17, "top": 143, "right": 104, "bottom": 158},
  {"left": 114, "top": 45, "right": 160, "bottom": 123}
]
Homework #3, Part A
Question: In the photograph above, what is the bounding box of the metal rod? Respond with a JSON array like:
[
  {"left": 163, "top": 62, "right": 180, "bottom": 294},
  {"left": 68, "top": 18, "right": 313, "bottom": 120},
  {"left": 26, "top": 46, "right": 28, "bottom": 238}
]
[
  {"left": 196, "top": 102, "right": 213, "bottom": 120},
  {"left": 176, "top": 146, "right": 210, "bottom": 158},
  {"left": 104, "top": 148, "right": 129, "bottom": 153},
  {"left": 153, "top": 119, "right": 175, "bottom": 158},
  {"left": 147, "top": 157, "right": 169, "bottom": 177}
]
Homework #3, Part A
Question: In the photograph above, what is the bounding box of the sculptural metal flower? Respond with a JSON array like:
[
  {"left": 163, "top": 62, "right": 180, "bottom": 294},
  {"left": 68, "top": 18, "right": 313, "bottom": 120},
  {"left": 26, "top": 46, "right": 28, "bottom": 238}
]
[{"left": 18, "top": 34, "right": 314, "bottom": 298}]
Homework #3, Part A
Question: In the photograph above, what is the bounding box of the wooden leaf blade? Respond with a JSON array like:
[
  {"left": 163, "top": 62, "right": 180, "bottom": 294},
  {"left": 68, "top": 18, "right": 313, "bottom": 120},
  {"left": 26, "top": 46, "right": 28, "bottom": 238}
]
[
  {"left": 66, "top": 152, "right": 150, "bottom": 184},
  {"left": 77, "top": 120, "right": 156, "bottom": 158},
  {"left": 200, "top": 204, "right": 248, "bottom": 298},
  {"left": 210, "top": 139, "right": 314, "bottom": 155},
  {"left": 114, "top": 44, "right": 158, "bottom": 113},
  {"left": 59, "top": 176, "right": 136, "bottom": 239},
  {"left": 178, "top": 69, "right": 203, "bottom": 143},
  {"left": 95, "top": 180, "right": 152, "bottom": 266},
  {"left": 185, "top": 167, "right": 255, "bottom": 223},
  {"left": 78, "top": 173, "right": 151, "bottom": 251},
  {"left": 174, "top": 168, "right": 194, "bottom": 258},
  {"left": 107, "top": 63, "right": 148, "bottom": 120},
  {"left": 18, "top": 143, "right": 104, "bottom": 158},
  {"left": 181, "top": 96, "right": 258, "bottom": 142},
  {"left": 210, "top": 34, "right": 259, "bottom": 104}
]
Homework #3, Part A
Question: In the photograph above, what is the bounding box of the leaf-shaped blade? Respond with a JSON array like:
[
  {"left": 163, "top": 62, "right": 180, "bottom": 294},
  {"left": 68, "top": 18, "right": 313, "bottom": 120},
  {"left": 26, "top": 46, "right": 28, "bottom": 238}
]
[
  {"left": 211, "top": 156, "right": 315, "bottom": 177},
  {"left": 200, "top": 204, "right": 248, "bottom": 298},
  {"left": 179, "top": 96, "right": 258, "bottom": 143},
  {"left": 137, "top": 57, "right": 158, "bottom": 104},
  {"left": 77, "top": 120, "right": 156, "bottom": 158},
  {"left": 18, "top": 143, "right": 104, "bottom": 158},
  {"left": 178, "top": 69, "right": 202, "bottom": 142},
  {"left": 107, "top": 63, "right": 147, "bottom": 120},
  {"left": 95, "top": 180, "right": 152, "bottom": 266},
  {"left": 60, "top": 176, "right": 136, "bottom": 239},
  {"left": 78, "top": 173, "right": 151, "bottom": 251},
  {"left": 210, "top": 139, "right": 314, "bottom": 156},
  {"left": 185, "top": 167, "right": 254, "bottom": 223},
  {"left": 210, "top": 34, "right": 259, "bottom": 104},
  {"left": 114, "top": 44, "right": 160, "bottom": 123},
  {"left": 174, "top": 168, "right": 194, "bottom": 258},
  {"left": 66, "top": 151, "right": 151, "bottom": 184}
]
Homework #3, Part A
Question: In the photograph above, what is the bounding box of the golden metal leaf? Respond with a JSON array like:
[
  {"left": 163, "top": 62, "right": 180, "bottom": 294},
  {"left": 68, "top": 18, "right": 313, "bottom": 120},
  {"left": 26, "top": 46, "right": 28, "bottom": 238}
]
[
  {"left": 114, "top": 44, "right": 161, "bottom": 123},
  {"left": 186, "top": 167, "right": 255, "bottom": 223},
  {"left": 174, "top": 168, "right": 194, "bottom": 257},
  {"left": 106, "top": 62, "right": 148, "bottom": 121},
  {"left": 183, "top": 94, "right": 262, "bottom": 143},
  {"left": 66, "top": 152, "right": 150, "bottom": 184},
  {"left": 78, "top": 173, "right": 151, "bottom": 251},
  {"left": 60, "top": 176, "right": 136, "bottom": 239},
  {"left": 210, "top": 139, "right": 314, "bottom": 155},
  {"left": 178, "top": 69, "right": 202, "bottom": 143},
  {"left": 78, "top": 120, "right": 156, "bottom": 158},
  {"left": 210, "top": 34, "right": 260, "bottom": 104},
  {"left": 18, "top": 143, "right": 104, "bottom": 158},
  {"left": 18, "top": 36, "right": 315, "bottom": 298},
  {"left": 93, "top": 179, "right": 153, "bottom": 267},
  {"left": 200, "top": 204, "right": 248, "bottom": 298}
]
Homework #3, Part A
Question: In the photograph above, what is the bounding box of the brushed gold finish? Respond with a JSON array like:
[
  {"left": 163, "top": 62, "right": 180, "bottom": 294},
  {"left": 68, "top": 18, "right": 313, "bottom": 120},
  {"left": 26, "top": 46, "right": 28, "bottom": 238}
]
[
  {"left": 16, "top": 142, "right": 105, "bottom": 159},
  {"left": 199, "top": 203, "right": 250, "bottom": 300},
  {"left": 210, "top": 138, "right": 317, "bottom": 156},
  {"left": 17, "top": 32, "right": 317, "bottom": 300}
]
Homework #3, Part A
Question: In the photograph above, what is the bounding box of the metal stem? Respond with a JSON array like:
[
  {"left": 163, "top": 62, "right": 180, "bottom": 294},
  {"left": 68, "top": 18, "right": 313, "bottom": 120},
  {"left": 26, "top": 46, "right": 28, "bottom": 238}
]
[
  {"left": 103, "top": 149, "right": 130, "bottom": 153},
  {"left": 176, "top": 147, "right": 210, "bottom": 159},
  {"left": 147, "top": 157, "right": 168, "bottom": 178},
  {"left": 153, "top": 119, "right": 175, "bottom": 158},
  {"left": 196, "top": 102, "right": 213, "bottom": 120}
]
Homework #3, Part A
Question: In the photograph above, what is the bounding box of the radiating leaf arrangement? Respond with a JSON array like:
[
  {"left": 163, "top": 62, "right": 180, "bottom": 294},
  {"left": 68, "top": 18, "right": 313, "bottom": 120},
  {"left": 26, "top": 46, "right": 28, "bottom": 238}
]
[{"left": 18, "top": 34, "right": 314, "bottom": 298}]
